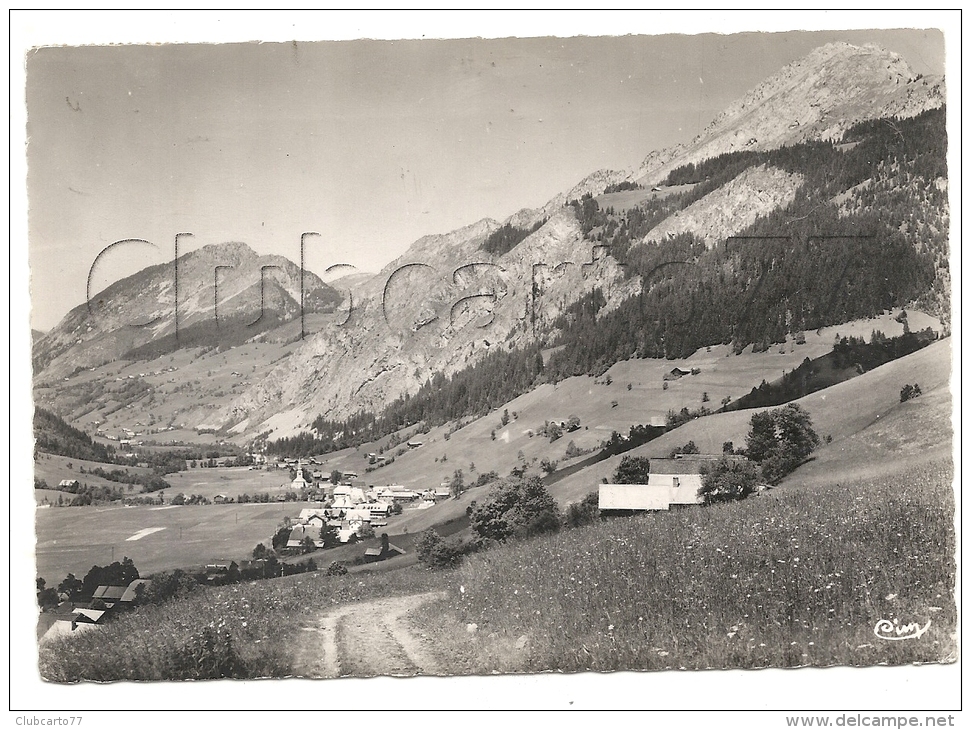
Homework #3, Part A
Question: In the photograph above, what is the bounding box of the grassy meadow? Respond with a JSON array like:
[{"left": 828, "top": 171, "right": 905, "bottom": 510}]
[
  {"left": 35, "top": 502, "right": 294, "bottom": 581},
  {"left": 409, "top": 457, "right": 956, "bottom": 674},
  {"left": 38, "top": 452, "right": 955, "bottom": 681}
]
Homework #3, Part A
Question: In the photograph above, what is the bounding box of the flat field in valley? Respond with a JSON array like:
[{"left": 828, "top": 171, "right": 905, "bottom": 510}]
[{"left": 34, "top": 502, "right": 292, "bottom": 583}]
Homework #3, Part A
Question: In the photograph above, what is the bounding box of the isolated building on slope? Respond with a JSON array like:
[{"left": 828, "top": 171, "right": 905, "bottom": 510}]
[{"left": 599, "top": 456, "right": 735, "bottom": 512}]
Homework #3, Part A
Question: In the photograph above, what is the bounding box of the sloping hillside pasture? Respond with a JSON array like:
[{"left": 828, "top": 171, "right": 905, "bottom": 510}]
[
  {"left": 162, "top": 466, "right": 302, "bottom": 501},
  {"left": 35, "top": 503, "right": 292, "bottom": 582},
  {"left": 594, "top": 182, "right": 700, "bottom": 212},
  {"left": 336, "top": 312, "right": 938, "bottom": 496},
  {"left": 410, "top": 456, "right": 955, "bottom": 674},
  {"left": 33, "top": 453, "right": 155, "bottom": 499},
  {"left": 549, "top": 337, "right": 951, "bottom": 506}
]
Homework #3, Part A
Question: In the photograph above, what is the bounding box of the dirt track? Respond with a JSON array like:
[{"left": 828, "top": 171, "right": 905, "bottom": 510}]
[{"left": 292, "top": 591, "right": 447, "bottom": 678}]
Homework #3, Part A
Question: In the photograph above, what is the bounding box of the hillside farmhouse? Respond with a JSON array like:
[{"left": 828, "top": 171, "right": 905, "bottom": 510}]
[{"left": 599, "top": 456, "right": 741, "bottom": 512}]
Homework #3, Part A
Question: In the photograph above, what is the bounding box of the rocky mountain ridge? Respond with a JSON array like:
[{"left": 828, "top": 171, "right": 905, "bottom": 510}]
[
  {"left": 33, "top": 242, "right": 340, "bottom": 380},
  {"left": 33, "top": 42, "right": 947, "bottom": 442},
  {"left": 633, "top": 42, "right": 943, "bottom": 185}
]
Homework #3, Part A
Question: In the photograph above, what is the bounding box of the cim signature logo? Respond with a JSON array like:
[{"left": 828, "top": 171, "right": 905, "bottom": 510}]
[{"left": 873, "top": 617, "right": 932, "bottom": 641}]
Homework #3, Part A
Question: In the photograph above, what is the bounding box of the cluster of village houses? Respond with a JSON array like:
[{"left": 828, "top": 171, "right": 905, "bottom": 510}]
[
  {"left": 39, "top": 579, "right": 153, "bottom": 645},
  {"left": 283, "top": 459, "right": 452, "bottom": 548}
]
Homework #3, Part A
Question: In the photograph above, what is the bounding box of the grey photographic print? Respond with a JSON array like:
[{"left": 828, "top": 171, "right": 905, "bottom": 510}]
[{"left": 15, "top": 11, "right": 959, "bottom": 714}]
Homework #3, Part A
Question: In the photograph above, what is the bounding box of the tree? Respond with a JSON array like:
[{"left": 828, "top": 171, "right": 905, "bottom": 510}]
[
  {"left": 612, "top": 455, "right": 651, "bottom": 484},
  {"left": 449, "top": 469, "right": 465, "bottom": 498},
  {"left": 326, "top": 561, "right": 348, "bottom": 576},
  {"left": 414, "top": 528, "right": 462, "bottom": 569},
  {"left": 563, "top": 491, "right": 601, "bottom": 528},
  {"left": 252, "top": 542, "right": 268, "bottom": 560},
  {"left": 900, "top": 383, "right": 922, "bottom": 402},
  {"left": 566, "top": 415, "right": 581, "bottom": 432},
  {"left": 319, "top": 523, "right": 340, "bottom": 548},
  {"left": 670, "top": 440, "right": 700, "bottom": 457},
  {"left": 540, "top": 458, "right": 558, "bottom": 475},
  {"left": 470, "top": 476, "right": 560, "bottom": 541},
  {"left": 722, "top": 441, "right": 735, "bottom": 455},
  {"left": 746, "top": 403, "right": 820, "bottom": 484},
  {"left": 272, "top": 527, "right": 291, "bottom": 552},
  {"left": 58, "top": 573, "right": 83, "bottom": 601},
  {"left": 330, "top": 470, "right": 343, "bottom": 485},
  {"left": 358, "top": 522, "right": 375, "bottom": 540},
  {"left": 698, "top": 457, "right": 758, "bottom": 505},
  {"left": 300, "top": 536, "right": 317, "bottom": 554}
]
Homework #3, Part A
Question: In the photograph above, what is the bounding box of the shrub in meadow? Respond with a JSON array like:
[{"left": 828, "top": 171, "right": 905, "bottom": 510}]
[
  {"left": 470, "top": 476, "right": 560, "bottom": 541},
  {"left": 698, "top": 456, "right": 758, "bottom": 504},
  {"left": 415, "top": 529, "right": 463, "bottom": 568}
]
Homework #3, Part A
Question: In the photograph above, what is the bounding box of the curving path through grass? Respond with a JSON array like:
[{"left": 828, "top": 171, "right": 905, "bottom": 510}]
[{"left": 292, "top": 591, "right": 447, "bottom": 678}]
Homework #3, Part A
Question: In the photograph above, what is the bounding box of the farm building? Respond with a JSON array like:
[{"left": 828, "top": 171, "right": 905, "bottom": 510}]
[
  {"left": 599, "top": 484, "right": 673, "bottom": 511},
  {"left": 119, "top": 579, "right": 151, "bottom": 604},
  {"left": 363, "top": 543, "right": 406, "bottom": 563},
  {"left": 40, "top": 616, "right": 97, "bottom": 645},
  {"left": 91, "top": 585, "right": 127, "bottom": 605},
  {"left": 286, "top": 524, "right": 323, "bottom": 549},
  {"left": 58, "top": 479, "right": 80, "bottom": 490},
  {"left": 599, "top": 456, "right": 729, "bottom": 512},
  {"left": 334, "top": 485, "right": 367, "bottom": 503},
  {"left": 213, "top": 494, "right": 228, "bottom": 504},
  {"left": 298, "top": 508, "right": 329, "bottom": 522},
  {"left": 665, "top": 367, "right": 693, "bottom": 380},
  {"left": 72, "top": 608, "right": 107, "bottom": 624},
  {"left": 599, "top": 454, "right": 744, "bottom": 511}
]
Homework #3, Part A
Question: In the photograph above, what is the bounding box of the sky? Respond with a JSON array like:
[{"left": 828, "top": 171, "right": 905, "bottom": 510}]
[{"left": 21, "top": 13, "right": 948, "bottom": 333}]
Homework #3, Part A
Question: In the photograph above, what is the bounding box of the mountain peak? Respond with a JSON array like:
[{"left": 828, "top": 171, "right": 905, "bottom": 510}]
[{"left": 635, "top": 42, "right": 942, "bottom": 185}]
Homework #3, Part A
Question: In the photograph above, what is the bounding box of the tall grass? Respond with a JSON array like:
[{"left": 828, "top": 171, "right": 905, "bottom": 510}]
[
  {"left": 41, "top": 458, "right": 955, "bottom": 680},
  {"left": 414, "top": 458, "right": 955, "bottom": 673},
  {"left": 39, "top": 566, "right": 446, "bottom": 682}
]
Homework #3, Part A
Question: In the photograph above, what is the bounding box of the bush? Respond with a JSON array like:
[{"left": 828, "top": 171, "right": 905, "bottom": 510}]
[
  {"left": 414, "top": 529, "right": 463, "bottom": 569},
  {"left": 563, "top": 491, "right": 601, "bottom": 528},
  {"left": 326, "top": 561, "right": 348, "bottom": 576},
  {"left": 470, "top": 476, "right": 560, "bottom": 542},
  {"left": 900, "top": 383, "right": 923, "bottom": 402},
  {"left": 612, "top": 455, "right": 651, "bottom": 484},
  {"left": 698, "top": 457, "right": 758, "bottom": 505},
  {"left": 670, "top": 440, "right": 700, "bottom": 457},
  {"left": 172, "top": 626, "right": 246, "bottom": 679}
]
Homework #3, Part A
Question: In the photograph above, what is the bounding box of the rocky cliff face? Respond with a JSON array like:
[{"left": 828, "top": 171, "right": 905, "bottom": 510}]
[
  {"left": 34, "top": 41, "right": 947, "bottom": 441},
  {"left": 633, "top": 42, "right": 944, "bottom": 186},
  {"left": 643, "top": 165, "right": 804, "bottom": 247},
  {"left": 223, "top": 209, "right": 636, "bottom": 436}
]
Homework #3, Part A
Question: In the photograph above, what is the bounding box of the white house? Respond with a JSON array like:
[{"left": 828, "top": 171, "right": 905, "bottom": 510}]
[{"left": 598, "top": 457, "right": 721, "bottom": 511}]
